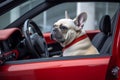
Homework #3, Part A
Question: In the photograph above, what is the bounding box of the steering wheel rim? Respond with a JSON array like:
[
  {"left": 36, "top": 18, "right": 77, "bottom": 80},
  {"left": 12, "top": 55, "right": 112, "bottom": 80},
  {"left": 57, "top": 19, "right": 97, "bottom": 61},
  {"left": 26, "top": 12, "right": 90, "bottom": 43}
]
[{"left": 23, "top": 19, "right": 49, "bottom": 58}]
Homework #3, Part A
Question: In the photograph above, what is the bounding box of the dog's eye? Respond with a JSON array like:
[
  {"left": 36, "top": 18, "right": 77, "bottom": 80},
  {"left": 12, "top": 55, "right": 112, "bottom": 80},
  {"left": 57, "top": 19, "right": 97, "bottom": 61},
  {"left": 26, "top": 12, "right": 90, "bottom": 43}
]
[{"left": 60, "top": 26, "right": 68, "bottom": 30}]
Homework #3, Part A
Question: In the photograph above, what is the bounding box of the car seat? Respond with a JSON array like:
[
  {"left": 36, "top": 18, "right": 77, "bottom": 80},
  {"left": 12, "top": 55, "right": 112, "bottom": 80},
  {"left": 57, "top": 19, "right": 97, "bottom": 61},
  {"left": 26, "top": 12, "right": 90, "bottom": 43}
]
[
  {"left": 100, "top": 11, "right": 119, "bottom": 54},
  {"left": 92, "top": 15, "right": 111, "bottom": 52}
]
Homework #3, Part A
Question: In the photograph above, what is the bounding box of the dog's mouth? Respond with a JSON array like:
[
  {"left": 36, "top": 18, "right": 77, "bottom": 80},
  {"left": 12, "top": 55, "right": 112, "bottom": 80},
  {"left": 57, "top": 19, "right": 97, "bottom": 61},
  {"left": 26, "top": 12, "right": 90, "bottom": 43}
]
[
  {"left": 52, "top": 34, "right": 65, "bottom": 43},
  {"left": 51, "top": 31, "right": 65, "bottom": 43},
  {"left": 57, "top": 38, "right": 65, "bottom": 43}
]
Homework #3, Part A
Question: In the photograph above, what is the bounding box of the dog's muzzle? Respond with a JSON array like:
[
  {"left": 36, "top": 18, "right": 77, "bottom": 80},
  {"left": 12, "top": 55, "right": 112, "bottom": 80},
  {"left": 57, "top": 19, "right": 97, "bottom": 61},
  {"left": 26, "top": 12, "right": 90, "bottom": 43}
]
[{"left": 51, "top": 28, "right": 65, "bottom": 43}]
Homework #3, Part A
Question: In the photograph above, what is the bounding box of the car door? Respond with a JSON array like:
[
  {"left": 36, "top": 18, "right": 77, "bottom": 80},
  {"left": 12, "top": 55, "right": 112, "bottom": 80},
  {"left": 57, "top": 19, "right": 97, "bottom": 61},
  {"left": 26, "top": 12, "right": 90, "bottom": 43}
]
[
  {"left": 106, "top": 6, "right": 120, "bottom": 80},
  {"left": 113, "top": 11, "right": 120, "bottom": 80},
  {"left": 0, "top": 56, "right": 110, "bottom": 80},
  {"left": 0, "top": 1, "right": 120, "bottom": 80}
]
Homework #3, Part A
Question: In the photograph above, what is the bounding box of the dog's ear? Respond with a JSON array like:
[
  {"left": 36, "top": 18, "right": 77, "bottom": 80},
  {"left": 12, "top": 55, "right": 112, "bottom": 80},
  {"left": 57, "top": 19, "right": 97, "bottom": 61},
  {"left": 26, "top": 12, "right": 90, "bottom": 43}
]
[
  {"left": 73, "top": 12, "right": 87, "bottom": 29},
  {"left": 65, "top": 11, "right": 70, "bottom": 19}
]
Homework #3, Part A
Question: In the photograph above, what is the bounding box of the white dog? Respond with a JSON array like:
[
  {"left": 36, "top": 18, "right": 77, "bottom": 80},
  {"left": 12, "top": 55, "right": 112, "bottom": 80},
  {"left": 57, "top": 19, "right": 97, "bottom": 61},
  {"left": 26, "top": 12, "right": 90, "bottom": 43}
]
[{"left": 51, "top": 11, "right": 99, "bottom": 56}]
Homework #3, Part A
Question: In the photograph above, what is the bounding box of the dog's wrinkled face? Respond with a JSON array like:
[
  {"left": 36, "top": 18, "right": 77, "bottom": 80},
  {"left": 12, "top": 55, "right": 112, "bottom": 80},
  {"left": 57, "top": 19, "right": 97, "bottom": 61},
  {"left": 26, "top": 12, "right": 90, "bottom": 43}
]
[
  {"left": 51, "top": 12, "right": 87, "bottom": 46},
  {"left": 51, "top": 19, "right": 78, "bottom": 43}
]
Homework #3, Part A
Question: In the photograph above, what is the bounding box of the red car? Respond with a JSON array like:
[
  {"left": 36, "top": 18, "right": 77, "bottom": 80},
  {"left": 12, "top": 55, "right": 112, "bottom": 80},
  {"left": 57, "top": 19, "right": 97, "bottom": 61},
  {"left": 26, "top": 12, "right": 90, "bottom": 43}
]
[{"left": 0, "top": 0, "right": 120, "bottom": 80}]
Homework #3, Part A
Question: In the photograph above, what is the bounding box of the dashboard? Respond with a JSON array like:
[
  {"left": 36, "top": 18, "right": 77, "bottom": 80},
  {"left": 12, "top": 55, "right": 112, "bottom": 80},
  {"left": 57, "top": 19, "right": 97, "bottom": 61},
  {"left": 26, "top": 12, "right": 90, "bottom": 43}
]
[
  {"left": 0, "top": 31, "right": 23, "bottom": 52},
  {"left": 0, "top": 27, "right": 62, "bottom": 62},
  {"left": 0, "top": 28, "right": 24, "bottom": 60}
]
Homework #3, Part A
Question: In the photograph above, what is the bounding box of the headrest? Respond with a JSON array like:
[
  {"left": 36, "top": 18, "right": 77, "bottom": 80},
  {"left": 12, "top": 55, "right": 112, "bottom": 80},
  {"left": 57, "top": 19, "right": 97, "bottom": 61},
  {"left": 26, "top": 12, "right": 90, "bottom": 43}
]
[{"left": 99, "top": 15, "right": 111, "bottom": 35}]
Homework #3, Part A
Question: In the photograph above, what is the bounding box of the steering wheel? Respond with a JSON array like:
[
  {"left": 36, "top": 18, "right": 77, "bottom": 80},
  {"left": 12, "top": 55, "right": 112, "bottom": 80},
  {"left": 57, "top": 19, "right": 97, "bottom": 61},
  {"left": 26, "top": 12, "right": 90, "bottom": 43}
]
[{"left": 23, "top": 19, "right": 49, "bottom": 58}]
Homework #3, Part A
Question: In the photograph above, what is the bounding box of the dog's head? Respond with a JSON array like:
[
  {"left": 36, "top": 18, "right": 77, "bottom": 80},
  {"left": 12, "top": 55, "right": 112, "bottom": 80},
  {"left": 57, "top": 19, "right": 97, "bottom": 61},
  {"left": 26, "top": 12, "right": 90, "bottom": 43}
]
[{"left": 51, "top": 11, "right": 87, "bottom": 47}]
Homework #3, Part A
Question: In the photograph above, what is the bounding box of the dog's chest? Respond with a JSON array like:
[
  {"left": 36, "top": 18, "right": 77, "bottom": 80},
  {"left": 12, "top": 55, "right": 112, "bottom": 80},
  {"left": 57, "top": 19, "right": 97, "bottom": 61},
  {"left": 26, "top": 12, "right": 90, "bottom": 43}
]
[{"left": 63, "top": 38, "right": 93, "bottom": 56}]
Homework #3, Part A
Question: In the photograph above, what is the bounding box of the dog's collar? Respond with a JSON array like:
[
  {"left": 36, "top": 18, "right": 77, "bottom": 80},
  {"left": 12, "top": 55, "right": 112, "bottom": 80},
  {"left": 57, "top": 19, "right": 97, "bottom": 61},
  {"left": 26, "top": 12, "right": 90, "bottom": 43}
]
[{"left": 62, "top": 34, "right": 88, "bottom": 51}]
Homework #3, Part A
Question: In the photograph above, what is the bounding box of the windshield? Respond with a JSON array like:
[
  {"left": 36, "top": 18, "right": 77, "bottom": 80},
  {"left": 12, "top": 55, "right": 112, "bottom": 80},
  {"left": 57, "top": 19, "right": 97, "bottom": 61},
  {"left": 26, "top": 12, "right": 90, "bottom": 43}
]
[{"left": 0, "top": 0, "right": 44, "bottom": 29}]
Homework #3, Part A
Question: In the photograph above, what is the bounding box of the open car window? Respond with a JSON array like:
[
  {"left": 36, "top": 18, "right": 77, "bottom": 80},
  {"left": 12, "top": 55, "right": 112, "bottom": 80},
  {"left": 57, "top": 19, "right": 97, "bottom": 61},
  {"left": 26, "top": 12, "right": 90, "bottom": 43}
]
[{"left": 0, "top": 1, "right": 119, "bottom": 64}]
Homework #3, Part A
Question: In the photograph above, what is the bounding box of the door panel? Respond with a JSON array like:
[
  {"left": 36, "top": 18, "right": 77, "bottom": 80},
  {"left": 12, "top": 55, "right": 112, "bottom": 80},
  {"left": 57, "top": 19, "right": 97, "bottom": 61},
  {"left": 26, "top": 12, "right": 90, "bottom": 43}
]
[
  {"left": 0, "top": 56, "right": 110, "bottom": 80},
  {"left": 86, "top": 30, "right": 100, "bottom": 40}
]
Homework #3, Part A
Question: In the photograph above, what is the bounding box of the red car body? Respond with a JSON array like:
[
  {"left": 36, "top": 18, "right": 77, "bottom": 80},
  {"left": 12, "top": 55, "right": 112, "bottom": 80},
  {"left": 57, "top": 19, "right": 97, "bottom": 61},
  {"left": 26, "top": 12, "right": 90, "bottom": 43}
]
[{"left": 0, "top": 0, "right": 120, "bottom": 80}]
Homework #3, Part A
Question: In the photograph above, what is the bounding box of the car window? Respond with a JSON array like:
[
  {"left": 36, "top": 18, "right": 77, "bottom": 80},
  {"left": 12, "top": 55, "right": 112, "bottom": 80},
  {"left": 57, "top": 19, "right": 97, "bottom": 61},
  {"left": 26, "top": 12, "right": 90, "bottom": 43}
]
[
  {"left": 32, "top": 2, "right": 119, "bottom": 33},
  {"left": 0, "top": 0, "right": 44, "bottom": 29}
]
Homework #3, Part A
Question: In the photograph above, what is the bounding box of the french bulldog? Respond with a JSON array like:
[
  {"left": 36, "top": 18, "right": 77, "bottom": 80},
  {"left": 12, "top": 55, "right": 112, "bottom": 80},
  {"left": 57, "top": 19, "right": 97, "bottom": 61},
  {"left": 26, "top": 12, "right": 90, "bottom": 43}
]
[{"left": 51, "top": 11, "right": 99, "bottom": 56}]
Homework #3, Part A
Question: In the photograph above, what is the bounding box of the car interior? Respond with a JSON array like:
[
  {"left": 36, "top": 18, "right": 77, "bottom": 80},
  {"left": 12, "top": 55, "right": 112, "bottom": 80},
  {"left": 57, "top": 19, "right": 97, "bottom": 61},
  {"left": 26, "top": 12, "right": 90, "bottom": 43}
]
[
  {"left": 0, "top": 1, "right": 119, "bottom": 65},
  {"left": 92, "top": 15, "right": 111, "bottom": 53}
]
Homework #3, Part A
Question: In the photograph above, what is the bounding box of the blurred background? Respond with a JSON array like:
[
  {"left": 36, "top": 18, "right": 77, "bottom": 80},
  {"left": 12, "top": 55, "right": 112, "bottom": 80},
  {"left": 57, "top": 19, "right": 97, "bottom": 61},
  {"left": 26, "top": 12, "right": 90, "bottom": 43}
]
[{"left": 0, "top": 0, "right": 119, "bottom": 32}]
